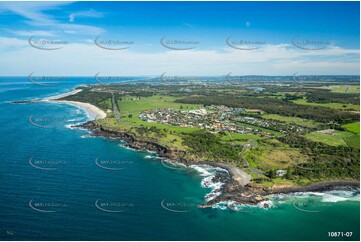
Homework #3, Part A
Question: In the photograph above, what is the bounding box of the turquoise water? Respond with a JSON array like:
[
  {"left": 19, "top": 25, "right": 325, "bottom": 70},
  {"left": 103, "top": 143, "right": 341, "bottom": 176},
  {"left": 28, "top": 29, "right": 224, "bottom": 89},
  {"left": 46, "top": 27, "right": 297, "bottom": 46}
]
[{"left": 0, "top": 77, "right": 359, "bottom": 241}]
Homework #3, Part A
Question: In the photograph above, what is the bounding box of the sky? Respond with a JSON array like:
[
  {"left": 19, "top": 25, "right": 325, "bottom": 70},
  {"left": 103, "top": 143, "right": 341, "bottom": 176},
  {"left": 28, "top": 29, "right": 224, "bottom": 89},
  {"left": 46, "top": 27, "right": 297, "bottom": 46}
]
[{"left": 0, "top": 1, "right": 359, "bottom": 76}]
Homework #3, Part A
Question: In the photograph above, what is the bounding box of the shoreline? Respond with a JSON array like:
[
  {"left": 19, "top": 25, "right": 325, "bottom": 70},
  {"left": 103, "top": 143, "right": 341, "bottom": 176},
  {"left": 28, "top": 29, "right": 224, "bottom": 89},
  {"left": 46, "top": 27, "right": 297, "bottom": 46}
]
[
  {"left": 46, "top": 89, "right": 107, "bottom": 120},
  {"left": 8, "top": 85, "right": 360, "bottom": 210},
  {"left": 77, "top": 120, "right": 360, "bottom": 207},
  {"left": 269, "top": 180, "right": 360, "bottom": 194},
  {"left": 10, "top": 89, "right": 107, "bottom": 120},
  {"left": 43, "top": 89, "right": 82, "bottom": 101}
]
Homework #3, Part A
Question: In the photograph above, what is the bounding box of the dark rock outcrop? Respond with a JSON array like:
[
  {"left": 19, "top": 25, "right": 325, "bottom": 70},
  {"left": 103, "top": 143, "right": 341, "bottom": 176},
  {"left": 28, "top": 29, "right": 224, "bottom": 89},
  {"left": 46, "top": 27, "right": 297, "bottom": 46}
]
[{"left": 79, "top": 121, "right": 360, "bottom": 207}]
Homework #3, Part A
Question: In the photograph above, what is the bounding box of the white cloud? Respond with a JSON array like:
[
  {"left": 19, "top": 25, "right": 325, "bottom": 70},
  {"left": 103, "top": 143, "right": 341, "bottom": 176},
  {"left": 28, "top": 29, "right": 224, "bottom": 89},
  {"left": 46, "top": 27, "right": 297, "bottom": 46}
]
[
  {"left": 69, "top": 9, "right": 103, "bottom": 23},
  {"left": 5, "top": 30, "right": 56, "bottom": 37},
  {"left": 0, "top": 36, "right": 27, "bottom": 49},
  {"left": 0, "top": 36, "right": 359, "bottom": 76},
  {"left": 183, "top": 23, "right": 194, "bottom": 28},
  {"left": 0, "top": 2, "right": 67, "bottom": 24},
  {"left": 0, "top": 2, "right": 105, "bottom": 36}
]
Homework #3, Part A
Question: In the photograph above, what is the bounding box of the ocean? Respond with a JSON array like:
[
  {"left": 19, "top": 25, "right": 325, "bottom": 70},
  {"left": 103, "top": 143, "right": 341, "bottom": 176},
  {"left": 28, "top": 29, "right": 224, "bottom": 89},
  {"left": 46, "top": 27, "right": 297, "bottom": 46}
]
[{"left": 0, "top": 77, "right": 359, "bottom": 241}]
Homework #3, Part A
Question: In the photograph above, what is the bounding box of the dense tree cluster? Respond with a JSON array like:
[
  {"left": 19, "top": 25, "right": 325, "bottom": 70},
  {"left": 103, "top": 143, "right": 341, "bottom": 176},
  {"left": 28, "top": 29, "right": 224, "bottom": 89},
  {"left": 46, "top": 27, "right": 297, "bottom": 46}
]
[
  {"left": 306, "top": 90, "right": 360, "bottom": 105},
  {"left": 278, "top": 134, "right": 359, "bottom": 180},
  {"left": 60, "top": 87, "right": 112, "bottom": 110},
  {"left": 64, "top": 82, "right": 359, "bottom": 183},
  {"left": 182, "top": 130, "right": 241, "bottom": 162},
  {"left": 135, "top": 125, "right": 165, "bottom": 137}
]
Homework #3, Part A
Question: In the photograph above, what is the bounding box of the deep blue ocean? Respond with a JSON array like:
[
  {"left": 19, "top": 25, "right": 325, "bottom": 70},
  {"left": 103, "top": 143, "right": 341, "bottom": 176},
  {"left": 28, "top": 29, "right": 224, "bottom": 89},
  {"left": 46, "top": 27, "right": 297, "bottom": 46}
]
[{"left": 0, "top": 77, "right": 359, "bottom": 241}]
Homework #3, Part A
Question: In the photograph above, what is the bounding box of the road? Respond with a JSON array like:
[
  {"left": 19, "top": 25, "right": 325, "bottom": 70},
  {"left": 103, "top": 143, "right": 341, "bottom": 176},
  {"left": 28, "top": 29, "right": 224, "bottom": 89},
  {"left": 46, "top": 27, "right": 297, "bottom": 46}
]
[{"left": 112, "top": 93, "right": 123, "bottom": 123}]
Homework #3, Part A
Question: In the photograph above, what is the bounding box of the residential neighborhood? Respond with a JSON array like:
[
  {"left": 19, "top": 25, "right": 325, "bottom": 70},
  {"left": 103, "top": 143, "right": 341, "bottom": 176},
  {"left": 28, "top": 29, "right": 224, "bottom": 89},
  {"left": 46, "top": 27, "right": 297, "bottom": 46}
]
[
  {"left": 139, "top": 106, "right": 274, "bottom": 135},
  {"left": 139, "top": 104, "right": 312, "bottom": 136}
]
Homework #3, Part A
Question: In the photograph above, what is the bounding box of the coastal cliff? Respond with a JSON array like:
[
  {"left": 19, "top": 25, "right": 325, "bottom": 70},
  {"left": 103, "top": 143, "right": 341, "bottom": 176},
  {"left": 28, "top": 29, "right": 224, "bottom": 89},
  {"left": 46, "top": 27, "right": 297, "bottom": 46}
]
[{"left": 79, "top": 120, "right": 360, "bottom": 207}]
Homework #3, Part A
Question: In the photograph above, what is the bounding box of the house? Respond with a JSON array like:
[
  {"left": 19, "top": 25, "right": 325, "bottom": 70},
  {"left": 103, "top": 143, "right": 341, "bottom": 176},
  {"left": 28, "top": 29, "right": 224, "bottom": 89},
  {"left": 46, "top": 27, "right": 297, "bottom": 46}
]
[{"left": 276, "top": 169, "right": 286, "bottom": 177}]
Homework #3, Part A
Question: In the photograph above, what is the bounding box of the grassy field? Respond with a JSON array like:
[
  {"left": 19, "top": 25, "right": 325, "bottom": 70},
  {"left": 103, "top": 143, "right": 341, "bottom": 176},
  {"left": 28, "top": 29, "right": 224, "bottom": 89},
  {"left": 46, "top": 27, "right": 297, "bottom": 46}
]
[
  {"left": 305, "top": 130, "right": 359, "bottom": 148},
  {"left": 220, "top": 132, "right": 263, "bottom": 143},
  {"left": 95, "top": 95, "right": 202, "bottom": 149},
  {"left": 343, "top": 135, "right": 360, "bottom": 149},
  {"left": 330, "top": 85, "right": 360, "bottom": 93},
  {"left": 242, "top": 146, "right": 312, "bottom": 187},
  {"left": 118, "top": 96, "right": 201, "bottom": 132},
  {"left": 261, "top": 113, "right": 321, "bottom": 128},
  {"left": 342, "top": 122, "right": 360, "bottom": 135},
  {"left": 243, "top": 147, "right": 308, "bottom": 170},
  {"left": 95, "top": 95, "right": 279, "bottom": 149},
  {"left": 341, "top": 122, "right": 360, "bottom": 149},
  {"left": 292, "top": 98, "right": 360, "bottom": 111},
  {"left": 118, "top": 96, "right": 200, "bottom": 113}
]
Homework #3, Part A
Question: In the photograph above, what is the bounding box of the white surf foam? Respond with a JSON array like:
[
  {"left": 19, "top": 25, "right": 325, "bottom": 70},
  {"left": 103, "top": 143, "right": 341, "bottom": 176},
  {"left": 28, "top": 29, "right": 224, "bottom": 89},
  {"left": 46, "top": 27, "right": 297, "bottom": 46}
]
[
  {"left": 190, "top": 164, "right": 229, "bottom": 202},
  {"left": 190, "top": 164, "right": 212, "bottom": 177},
  {"left": 212, "top": 200, "right": 273, "bottom": 211},
  {"left": 270, "top": 187, "right": 360, "bottom": 204},
  {"left": 118, "top": 144, "right": 138, "bottom": 151}
]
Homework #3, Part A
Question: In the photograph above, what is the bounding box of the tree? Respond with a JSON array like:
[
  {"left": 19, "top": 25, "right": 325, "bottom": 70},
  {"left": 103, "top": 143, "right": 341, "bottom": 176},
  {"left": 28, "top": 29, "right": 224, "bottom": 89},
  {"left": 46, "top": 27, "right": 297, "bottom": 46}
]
[
  {"left": 285, "top": 167, "right": 292, "bottom": 180},
  {"left": 266, "top": 169, "right": 276, "bottom": 179}
]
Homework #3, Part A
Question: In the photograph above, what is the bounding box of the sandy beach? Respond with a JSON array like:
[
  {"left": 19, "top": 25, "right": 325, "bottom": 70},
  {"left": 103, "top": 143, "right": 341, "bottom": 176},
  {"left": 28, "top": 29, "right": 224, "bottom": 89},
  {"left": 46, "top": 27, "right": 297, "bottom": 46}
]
[
  {"left": 44, "top": 89, "right": 82, "bottom": 101},
  {"left": 46, "top": 89, "right": 107, "bottom": 120}
]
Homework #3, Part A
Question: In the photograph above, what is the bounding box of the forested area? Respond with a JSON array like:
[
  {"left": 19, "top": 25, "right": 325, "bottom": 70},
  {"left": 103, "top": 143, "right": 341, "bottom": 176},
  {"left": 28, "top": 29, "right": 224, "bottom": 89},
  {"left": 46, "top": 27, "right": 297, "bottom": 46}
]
[
  {"left": 182, "top": 130, "right": 241, "bottom": 162},
  {"left": 306, "top": 90, "right": 360, "bottom": 105},
  {"left": 278, "top": 134, "right": 360, "bottom": 180}
]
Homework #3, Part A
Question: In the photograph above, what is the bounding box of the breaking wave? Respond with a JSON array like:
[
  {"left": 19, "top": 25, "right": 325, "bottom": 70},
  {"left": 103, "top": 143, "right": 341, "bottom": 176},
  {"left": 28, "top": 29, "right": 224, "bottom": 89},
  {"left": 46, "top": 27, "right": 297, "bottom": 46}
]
[{"left": 190, "top": 165, "right": 229, "bottom": 202}]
